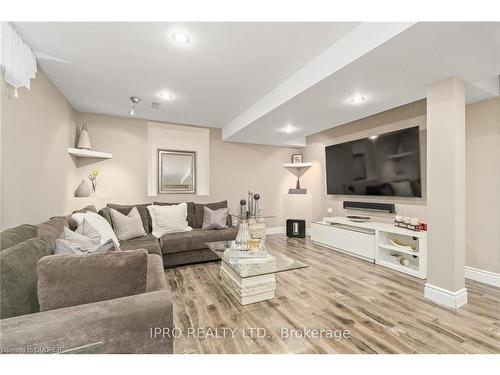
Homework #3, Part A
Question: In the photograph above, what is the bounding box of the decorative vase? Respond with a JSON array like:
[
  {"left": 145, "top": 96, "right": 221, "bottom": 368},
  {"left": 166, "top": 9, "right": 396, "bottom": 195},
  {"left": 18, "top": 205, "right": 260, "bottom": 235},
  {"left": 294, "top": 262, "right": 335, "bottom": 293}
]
[
  {"left": 235, "top": 221, "right": 251, "bottom": 250},
  {"left": 253, "top": 193, "right": 261, "bottom": 216},
  {"left": 239, "top": 199, "right": 247, "bottom": 219},
  {"left": 247, "top": 191, "right": 254, "bottom": 217},
  {"left": 75, "top": 180, "right": 91, "bottom": 197},
  {"left": 90, "top": 181, "right": 97, "bottom": 196},
  {"left": 77, "top": 124, "right": 92, "bottom": 149}
]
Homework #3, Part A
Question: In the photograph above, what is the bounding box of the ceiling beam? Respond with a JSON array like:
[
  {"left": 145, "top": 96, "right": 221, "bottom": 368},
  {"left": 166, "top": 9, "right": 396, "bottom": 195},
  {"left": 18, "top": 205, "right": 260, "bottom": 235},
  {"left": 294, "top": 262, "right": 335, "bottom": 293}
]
[{"left": 222, "top": 22, "right": 416, "bottom": 142}]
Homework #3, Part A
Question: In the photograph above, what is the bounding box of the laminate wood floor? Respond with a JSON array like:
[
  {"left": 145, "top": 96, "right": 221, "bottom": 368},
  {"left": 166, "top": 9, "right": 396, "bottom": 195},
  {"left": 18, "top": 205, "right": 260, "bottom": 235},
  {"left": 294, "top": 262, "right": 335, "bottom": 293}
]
[{"left": 165, "top": 235, "right": 500, "bottom": 354}]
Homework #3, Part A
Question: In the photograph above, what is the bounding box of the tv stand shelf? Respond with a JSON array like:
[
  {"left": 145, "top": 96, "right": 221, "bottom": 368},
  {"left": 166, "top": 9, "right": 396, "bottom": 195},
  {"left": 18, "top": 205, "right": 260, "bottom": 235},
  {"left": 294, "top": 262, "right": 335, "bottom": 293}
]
[{"left": 310, "top": 217, "right": 427, "bottom": 279}]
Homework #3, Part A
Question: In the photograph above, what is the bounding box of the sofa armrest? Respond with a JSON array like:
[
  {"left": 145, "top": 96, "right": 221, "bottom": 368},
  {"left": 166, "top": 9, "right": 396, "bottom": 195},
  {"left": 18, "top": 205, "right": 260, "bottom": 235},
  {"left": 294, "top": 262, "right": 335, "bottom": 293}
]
[{"left": 0, "top": 290, "right": 173, "bottom": 354}]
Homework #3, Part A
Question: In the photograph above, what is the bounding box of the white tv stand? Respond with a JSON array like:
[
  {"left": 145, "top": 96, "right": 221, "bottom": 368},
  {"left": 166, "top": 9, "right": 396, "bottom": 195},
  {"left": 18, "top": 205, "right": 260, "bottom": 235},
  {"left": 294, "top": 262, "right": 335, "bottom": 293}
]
[{"left": 310, "top": 217, "right": 427, "bottom": 279}]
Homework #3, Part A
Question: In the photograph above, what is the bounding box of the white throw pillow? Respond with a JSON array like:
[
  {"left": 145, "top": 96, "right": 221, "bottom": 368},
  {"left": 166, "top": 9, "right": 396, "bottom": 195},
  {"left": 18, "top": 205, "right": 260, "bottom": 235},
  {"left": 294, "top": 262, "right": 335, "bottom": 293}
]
[
  {"left": 75, "top": 218, "right": 102, "bottom": 242},
  {"left": 54, "top": 225, "right": 115, "bottom": 255},
  {"left": 110, "top": 206, "right": 146, "bottom": 241},
  {"left": 72, "top": 211, "right": 120, "bottom": 248},
  {"left": 147, "top": 203, "right": 192, "bottom": 238}
]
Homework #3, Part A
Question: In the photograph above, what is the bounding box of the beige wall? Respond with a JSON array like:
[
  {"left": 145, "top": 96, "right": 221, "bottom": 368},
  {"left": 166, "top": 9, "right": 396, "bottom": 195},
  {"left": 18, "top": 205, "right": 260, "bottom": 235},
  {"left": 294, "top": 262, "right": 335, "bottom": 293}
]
[
  {"left": 1, "top": 72, "right": 78, "bottom": 228},
  {"left": 0, "top": 70, "right": 298, "bottom": 229},
  {"left": 75, "top": 112, "right": 298, "bottom": 227},
  {"left": 465, "top": 97, "right": 500, "bottom": 274}
]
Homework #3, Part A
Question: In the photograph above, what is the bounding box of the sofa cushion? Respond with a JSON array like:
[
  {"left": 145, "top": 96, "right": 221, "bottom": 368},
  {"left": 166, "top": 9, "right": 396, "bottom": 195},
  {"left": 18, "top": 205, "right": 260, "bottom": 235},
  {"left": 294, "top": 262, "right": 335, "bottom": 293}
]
[
  {"left": 193, "top": 201, "right": 232, "bottom": 228},
  {"left": 1, "top": 224, "right": 38, "bottom": 251},
  {"left": 153, "top": 201, "right": 195, "bottom": 228},
  {"left": 162, "top": 248, "right": 219, "bottom": 268},
  {"left": 148, "top": 203, "right": 192, "bottom": 238},
  {"left": 119, "top": 234, "right": 161, "bottom": 256},
  {"left": 110, "top": 207, "right": 146, "bottom": 241},
  {"left": 72, "top": 211, "right": 120, "bottom": 248},
  {"left": 159, "top": 227, "right": 238, "bottom": 255},
  {"left": 54, "top": 225, "right": 115, "bottom": 255},
  {"left": 0, "top": 238, "right": 52, "bottom": 318},
  {"left": 107, "top": 203, "right": 152, "bottom": 234},
  {"left": 146, "top": 254, "right": 167, "bottom": 292},
  {"left": 98, "top": 207, "right": 113, "bottom": 228},
  {"left": 37, "top": 250, "right": 148, "bottom": 311},
  {"left": 37, "top": 216, "right": 68, "bottom": 245},
  {"left": 202, "top": 206, "right": 229, "bottom": 230}
]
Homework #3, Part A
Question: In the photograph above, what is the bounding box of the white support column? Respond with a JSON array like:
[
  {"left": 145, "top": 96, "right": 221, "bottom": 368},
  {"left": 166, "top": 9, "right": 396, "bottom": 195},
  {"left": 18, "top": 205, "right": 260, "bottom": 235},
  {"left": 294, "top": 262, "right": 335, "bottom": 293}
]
[{"left": 425, "top": 77, "right": 467, "bottom": 309}]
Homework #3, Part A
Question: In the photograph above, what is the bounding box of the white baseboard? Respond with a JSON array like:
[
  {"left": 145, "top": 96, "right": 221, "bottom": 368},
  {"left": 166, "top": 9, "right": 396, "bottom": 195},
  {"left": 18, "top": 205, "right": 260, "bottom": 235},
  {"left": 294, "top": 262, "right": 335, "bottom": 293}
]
[
  {"left": 266, "top": 227, "right": 285, "bottom": 235},
  {"left": 465, "top": 266, "right": 500, "bottom": 287},
  {"left": 265, "top": 227, "right": 311, "bottom": 236},
  {"left": 424, "top": 283, "right": 468, "bottom": 310}
]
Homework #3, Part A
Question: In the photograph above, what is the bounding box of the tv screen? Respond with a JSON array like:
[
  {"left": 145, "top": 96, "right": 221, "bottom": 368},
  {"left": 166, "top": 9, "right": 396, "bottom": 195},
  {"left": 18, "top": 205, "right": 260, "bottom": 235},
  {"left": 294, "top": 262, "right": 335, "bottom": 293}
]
[{"left": 325, "top": 127, "right": 422, "bottom": 197}]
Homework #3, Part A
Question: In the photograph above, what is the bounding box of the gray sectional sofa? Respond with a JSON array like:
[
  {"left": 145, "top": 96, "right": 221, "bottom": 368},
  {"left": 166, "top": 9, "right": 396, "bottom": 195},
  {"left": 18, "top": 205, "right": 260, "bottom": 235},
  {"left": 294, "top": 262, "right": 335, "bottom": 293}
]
[
  {"left": 0, "top": 199, "right": 237, "bottom": 354},
  {"left": 99, "top": 200, "right": 238, "bottom": 268}
]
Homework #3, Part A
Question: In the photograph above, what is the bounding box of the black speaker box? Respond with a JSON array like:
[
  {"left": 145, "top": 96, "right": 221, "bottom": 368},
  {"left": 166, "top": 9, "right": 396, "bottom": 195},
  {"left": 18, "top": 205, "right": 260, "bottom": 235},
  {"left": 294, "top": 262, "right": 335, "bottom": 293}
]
[{"left": 286, "top": 219, "right": 306, "bottom": 238}]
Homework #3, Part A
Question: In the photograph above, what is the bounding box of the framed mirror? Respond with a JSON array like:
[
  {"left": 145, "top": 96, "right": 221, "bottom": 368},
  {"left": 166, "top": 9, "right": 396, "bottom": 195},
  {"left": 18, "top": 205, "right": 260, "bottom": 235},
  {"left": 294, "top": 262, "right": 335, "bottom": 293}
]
[{"left": 157, "top": 149, "right": 196, "bottom": 194}]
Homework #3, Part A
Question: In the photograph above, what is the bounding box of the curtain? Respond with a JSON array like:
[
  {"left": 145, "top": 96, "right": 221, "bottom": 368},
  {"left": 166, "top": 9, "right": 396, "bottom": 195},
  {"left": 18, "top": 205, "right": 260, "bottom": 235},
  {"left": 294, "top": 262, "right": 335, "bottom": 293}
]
[{"left": 0, "top": 22, "right": 37, "bottom": 97}]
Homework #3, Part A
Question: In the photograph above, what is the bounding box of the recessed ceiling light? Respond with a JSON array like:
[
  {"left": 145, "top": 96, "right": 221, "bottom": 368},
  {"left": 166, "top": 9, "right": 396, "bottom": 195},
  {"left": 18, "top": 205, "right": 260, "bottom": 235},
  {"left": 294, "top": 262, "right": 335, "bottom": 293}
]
[
  {"left": 282, "top": 124, "right": 297, "bottom": 134},
  {"left": 159, "top": 91, "right": 175, "bottom": 101},
  {"left": 171, "top": 32, "right": 190, "bottom": 45},
  {"left": 369, "top": 135, "right": 378, "bottom": 140},
  {"left": 348, "top": 95, "right": 366, "bottom": 104}
]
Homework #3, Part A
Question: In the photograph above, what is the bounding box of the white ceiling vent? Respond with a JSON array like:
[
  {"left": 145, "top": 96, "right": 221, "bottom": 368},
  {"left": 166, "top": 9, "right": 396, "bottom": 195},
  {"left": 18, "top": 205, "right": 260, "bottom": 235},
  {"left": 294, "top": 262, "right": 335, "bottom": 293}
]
[{"left": 152, "top": 102, "right": 161, "bottom": 109}]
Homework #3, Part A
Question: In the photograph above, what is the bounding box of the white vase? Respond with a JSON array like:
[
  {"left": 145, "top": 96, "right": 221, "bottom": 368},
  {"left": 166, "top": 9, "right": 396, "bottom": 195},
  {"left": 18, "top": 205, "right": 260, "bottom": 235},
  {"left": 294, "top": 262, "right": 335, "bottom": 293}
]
[
  {"left": 75, "top": 180, "right": 91, "bottom": 197},
  {"left": 77, "top": 124, "right": 92, "bottom": 149}
]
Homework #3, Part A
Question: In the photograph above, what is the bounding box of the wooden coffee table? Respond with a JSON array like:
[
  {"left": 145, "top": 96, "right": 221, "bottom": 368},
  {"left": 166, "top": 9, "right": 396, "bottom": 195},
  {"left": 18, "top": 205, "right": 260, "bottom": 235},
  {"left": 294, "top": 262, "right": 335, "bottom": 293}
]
[{"left": 205, "top": 241, "right": 307, "bottom": 305}]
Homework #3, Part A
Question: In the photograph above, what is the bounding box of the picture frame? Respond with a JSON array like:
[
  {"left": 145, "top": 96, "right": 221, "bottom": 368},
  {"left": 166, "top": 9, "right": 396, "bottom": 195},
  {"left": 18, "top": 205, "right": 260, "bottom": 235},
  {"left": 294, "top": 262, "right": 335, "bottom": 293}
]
[
  {"left": 157, "top": 149, "right": 196, "bottom": 194},
  {"left": 291, "top": 154, "right": 303, "bottom": 163}
]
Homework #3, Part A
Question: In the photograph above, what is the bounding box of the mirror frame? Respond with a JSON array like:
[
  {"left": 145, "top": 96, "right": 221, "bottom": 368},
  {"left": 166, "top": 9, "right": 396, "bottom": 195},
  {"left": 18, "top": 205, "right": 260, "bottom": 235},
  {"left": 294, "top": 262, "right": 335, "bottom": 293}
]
[{"left": 157, "top": 149, "right": 196, "bottom": 194}]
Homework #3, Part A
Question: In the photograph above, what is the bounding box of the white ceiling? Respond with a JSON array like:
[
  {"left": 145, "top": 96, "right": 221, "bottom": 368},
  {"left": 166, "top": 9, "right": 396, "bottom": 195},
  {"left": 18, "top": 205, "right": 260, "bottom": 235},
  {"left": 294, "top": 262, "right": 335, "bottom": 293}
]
[
  {"left": 13, "top": 22, "right": 358, "bottom": 127},
  {"left": 13, "top": 22, "right": 500, "bottom": 146},
  {"left": 224, "top": 22, "right": 500, "bottom": 146}
]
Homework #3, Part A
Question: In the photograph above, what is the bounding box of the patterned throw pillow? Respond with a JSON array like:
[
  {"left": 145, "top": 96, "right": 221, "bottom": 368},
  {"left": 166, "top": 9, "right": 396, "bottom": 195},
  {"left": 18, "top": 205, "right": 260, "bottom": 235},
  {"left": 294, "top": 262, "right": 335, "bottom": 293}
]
[{"left": 202, "top": 207, "right": 229, "bottom": 230}]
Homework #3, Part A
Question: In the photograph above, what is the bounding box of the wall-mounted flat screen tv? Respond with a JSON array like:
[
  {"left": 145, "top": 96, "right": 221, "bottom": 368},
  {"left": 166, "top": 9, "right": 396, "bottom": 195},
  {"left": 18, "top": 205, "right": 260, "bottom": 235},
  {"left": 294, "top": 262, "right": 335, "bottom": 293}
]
[{"left": 325, "top": 126, "right": 422, "bottom": 197}]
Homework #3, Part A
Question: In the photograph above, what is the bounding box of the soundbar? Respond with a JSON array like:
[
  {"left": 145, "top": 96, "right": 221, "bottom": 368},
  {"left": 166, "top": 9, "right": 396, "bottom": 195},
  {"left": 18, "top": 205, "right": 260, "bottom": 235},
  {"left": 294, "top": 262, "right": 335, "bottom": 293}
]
[{"left": 343, "top": 201, "right": 395, "bottom": 214}]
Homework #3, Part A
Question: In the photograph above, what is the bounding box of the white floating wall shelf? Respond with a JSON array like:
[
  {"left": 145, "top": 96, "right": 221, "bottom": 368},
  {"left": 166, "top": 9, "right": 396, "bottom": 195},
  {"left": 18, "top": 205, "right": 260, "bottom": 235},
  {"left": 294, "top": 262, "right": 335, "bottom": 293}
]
[
  {"left": 283, "top": 162, "right": 312, "bottom": 194},
  {"left": 68, "top": 147, "right": 112, "bottom": 159},
  {"left": 282, "top": 162, "right": 312, "bottom": 168}
]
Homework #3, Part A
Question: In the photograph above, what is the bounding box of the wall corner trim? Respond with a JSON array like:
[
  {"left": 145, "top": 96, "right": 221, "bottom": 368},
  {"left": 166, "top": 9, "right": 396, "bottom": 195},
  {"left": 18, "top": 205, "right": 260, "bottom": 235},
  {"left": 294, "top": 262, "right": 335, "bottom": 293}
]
[
  {"left": 424, "top": 284, "right": 468, "bottom": 310},
  {"left": 465, "top": 266, "right": 500, "bottom": 287}
]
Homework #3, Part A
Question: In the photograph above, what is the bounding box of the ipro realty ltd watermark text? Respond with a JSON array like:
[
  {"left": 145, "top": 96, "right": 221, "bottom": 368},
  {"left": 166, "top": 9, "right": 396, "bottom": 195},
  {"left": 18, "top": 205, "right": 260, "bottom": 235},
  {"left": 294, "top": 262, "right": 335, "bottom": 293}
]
[{"left": 150, "top": 327, "right": 351, "bottom": 341}]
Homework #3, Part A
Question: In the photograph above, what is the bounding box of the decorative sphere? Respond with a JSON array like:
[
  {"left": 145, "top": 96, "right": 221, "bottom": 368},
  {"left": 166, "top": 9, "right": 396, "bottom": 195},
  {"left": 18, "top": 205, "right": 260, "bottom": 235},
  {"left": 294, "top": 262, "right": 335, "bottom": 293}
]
[
  {"left": 240, "top": 199, "right": 247, "bottom": 205},
  {"left": 253, "top": 193, "right": 260, "bottom": 200}
]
